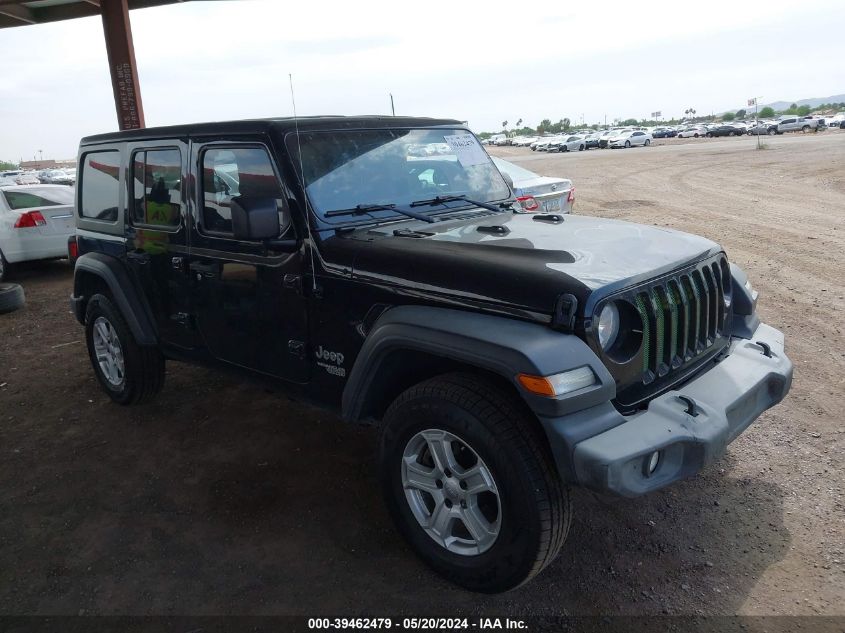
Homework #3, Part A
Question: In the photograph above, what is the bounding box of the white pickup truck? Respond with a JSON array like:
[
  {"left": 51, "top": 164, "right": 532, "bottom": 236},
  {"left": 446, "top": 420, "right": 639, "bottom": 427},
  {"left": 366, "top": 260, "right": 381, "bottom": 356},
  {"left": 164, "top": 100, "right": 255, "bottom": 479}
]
[{"left": 776, "top": 116, "right": 822, "bottom": 134}]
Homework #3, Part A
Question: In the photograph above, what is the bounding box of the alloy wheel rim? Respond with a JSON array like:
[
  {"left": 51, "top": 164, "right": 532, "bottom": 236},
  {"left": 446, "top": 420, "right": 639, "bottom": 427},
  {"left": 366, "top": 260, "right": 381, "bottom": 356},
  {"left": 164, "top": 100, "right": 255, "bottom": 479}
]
[
  {"left": 92, "top": 316, "right": 125, "bottom": 387},
  {"left": 401, "top": 429, "right": 501, "bottom": 556}
]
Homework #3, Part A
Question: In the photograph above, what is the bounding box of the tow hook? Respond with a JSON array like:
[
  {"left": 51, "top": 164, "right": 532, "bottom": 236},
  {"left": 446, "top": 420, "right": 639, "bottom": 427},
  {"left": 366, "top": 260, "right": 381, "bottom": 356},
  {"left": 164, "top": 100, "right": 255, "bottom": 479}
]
[
  {"left": 677, "top": 395, "right": 700, "bottom": 417},
  {"left": 755, "top": 341, "right": 773, "bottom": 357}
]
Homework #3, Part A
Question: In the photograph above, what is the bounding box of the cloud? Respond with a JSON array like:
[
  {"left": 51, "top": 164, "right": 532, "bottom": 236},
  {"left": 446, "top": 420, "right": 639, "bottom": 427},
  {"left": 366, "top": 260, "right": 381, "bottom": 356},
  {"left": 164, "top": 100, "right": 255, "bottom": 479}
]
[{"left": 0, "top": 0, "right": 842, "bottom": 160}]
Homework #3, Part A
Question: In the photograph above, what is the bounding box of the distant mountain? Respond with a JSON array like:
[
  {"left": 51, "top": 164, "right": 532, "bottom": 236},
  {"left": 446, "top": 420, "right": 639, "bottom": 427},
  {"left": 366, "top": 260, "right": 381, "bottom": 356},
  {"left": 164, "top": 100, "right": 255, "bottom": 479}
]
[{"left": 731, "top": 94, "right": 845, "bottom": 113}]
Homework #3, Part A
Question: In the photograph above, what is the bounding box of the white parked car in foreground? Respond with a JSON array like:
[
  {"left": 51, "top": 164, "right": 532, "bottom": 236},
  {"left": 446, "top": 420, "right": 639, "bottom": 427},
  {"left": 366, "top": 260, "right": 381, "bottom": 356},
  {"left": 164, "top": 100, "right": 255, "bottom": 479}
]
[
  {"left": 491, "top": 157, "right": 575, "bottom": 214},
  {"left": 608, "top": 130, "right": 652, "bottom": 148},
  {"left": 0, "top": 185, "right": 75, "bottom": 280}
]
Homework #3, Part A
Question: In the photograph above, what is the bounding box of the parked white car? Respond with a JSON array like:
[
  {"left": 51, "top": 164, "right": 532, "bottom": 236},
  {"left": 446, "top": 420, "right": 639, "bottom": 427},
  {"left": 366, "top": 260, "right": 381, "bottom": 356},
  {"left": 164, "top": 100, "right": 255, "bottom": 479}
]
[
  {"left": 608, "top": 130, "right": 652, "bottom": 148},
  {"left": 549, "top": 135, "right": 587, "bottom": 152},
  {"left": 677, "top": 126, "right": 707, "bottom": 138},
  {"left": 0, "top": 185, "right": 76, "bottom": 280}
]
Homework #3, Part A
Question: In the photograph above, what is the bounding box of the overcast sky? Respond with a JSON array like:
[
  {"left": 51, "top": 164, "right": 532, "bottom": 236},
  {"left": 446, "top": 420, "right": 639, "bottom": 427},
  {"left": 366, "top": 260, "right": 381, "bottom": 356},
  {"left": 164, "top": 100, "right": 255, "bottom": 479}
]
[{"left": 1, "top": 0, "right": 842, "bottom": 161}]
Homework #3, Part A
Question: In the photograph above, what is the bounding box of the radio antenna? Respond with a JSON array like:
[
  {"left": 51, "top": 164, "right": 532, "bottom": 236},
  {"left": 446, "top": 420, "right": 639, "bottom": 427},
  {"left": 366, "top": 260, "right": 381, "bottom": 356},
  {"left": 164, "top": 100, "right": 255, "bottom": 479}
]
[{"left": 289, "top": 73, "right": 318, "bottom": 292}]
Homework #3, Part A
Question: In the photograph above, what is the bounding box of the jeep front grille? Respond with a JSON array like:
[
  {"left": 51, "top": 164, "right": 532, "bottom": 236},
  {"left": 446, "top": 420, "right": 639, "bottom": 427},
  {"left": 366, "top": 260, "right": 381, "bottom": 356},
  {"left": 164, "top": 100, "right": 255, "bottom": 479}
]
[{"left": 602, "top": 254, "right": 732, "bottom": 410}]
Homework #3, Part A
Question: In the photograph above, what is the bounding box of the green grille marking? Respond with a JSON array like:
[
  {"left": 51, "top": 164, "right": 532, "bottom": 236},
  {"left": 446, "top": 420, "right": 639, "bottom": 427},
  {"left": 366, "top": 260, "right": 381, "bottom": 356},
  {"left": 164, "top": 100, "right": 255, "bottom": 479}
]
[
  {"left": 687, "top": 274, "right": 701, "bottom": 348},
  {"left": 634, "top": 294, "right": 650, "bottom": 374},
  {"left": 650, "top": 289, "right": 664, "bottom": 372},
  {"left": 665, "top": 285, "right": 679, "bottom": 362}
]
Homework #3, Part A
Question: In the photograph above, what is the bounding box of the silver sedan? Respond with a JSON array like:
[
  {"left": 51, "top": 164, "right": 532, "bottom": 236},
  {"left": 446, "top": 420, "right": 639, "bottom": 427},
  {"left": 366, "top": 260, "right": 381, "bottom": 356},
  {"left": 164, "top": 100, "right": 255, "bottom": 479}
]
[{"left": 492, "top": 157, "right": 574, "bottom": 214}]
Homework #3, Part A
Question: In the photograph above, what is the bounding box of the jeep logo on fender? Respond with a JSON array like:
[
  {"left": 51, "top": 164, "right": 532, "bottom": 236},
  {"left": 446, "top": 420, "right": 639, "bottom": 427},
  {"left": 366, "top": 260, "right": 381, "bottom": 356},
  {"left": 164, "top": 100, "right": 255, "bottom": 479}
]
[{"left": 315, "top": 345, "right": 344, "bottom": 366}]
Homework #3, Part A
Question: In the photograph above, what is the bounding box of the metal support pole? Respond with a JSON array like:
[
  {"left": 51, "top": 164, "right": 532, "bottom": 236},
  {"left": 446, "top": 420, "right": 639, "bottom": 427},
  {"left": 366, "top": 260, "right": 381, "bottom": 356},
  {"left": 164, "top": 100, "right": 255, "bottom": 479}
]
[{"left": 100, "top": 0, "right": 145, "bottom": 130}]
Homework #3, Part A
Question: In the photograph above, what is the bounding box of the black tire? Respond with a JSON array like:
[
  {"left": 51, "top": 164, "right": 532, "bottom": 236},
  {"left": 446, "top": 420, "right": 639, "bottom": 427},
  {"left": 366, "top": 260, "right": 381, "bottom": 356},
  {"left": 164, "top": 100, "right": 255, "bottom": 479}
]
[
  {"left": 379, "top": 372, "right": 571, "bottom": 593},
  {"left": 84, "top": 293, "right": 165, "bottom": 405},
  {"left": 578, "top": 144, "right": 585, "bottom": 151},
  {"left": 0, "top": 283, "right": 25, "bottom": 314},
  {"left": 728, "top": 131, "right": 735, "bottom": 137},
  {"left": 624, "top": 140, "right": 631, "bottom": 148},
  {"left": 768, "top": 128, "right": 776, "bottom": 135},
  {"left": 0, "top": 248, "right": 8, "bottom": 282},
  {"left": 694, "top": 133, "right": 699, "bottom": 138},
  {"left": 644, "top": 139, "right": 651, "bottom": 146}
]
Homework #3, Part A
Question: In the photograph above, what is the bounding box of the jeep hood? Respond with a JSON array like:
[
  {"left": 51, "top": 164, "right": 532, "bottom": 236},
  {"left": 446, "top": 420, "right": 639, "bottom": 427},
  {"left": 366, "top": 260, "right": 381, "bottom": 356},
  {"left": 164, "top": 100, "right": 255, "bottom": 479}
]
[{"left": 327, "top": 213, "right": 721, "bottom": 319}]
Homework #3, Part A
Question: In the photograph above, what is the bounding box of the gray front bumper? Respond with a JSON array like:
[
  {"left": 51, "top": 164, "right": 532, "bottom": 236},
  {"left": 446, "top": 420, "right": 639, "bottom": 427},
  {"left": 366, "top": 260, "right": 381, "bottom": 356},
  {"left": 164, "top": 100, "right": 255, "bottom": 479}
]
[{"left": 561, "top": 322, "right": 792, "bottom": 497}]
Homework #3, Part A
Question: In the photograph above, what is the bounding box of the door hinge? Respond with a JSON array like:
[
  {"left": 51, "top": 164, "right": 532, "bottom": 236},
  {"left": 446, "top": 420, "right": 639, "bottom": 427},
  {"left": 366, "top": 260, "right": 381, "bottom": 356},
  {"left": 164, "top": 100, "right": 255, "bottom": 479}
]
[
  {"left": 283, "top": 273, "right": 302, "bottom": 293},
  {"left": 288, "top": 339, "right": 306, "bottom": 359}
]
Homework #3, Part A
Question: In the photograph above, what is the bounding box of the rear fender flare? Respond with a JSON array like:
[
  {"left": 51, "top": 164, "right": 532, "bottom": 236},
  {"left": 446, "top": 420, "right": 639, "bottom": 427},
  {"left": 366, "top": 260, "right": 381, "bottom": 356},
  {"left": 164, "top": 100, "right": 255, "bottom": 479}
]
[{"left": 73, "top": 252, "right": 157, "bottom": 346}]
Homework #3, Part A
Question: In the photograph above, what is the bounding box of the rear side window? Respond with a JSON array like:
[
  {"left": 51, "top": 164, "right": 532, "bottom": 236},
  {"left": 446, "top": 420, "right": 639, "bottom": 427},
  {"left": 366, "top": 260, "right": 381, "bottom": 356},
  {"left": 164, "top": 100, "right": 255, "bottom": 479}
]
[
  {"left": 132, "top": 149, "right": 181, "bottom": 227},
  {"left": 80, "top": 151, "right": 120, "bottom": 222},
  {"left": 2, "top": 187, "right": 74, "bottom": 210},
  {"left": 200, "top": 146, "right": 284, "bottom": 236}
]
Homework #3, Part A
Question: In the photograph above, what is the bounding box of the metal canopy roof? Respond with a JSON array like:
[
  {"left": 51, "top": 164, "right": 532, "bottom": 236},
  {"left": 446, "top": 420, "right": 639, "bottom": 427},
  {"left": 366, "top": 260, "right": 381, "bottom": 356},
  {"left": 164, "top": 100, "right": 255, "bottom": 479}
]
[{"left": 0, "top": 0, "right": 187, "bottom": 29}]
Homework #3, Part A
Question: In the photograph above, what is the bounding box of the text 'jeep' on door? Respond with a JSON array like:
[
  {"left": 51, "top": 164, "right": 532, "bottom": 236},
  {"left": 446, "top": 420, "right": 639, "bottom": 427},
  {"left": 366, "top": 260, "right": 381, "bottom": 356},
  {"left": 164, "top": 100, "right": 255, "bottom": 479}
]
[{"left": 70, "top": 117, "right": 792, "bottom": 593}]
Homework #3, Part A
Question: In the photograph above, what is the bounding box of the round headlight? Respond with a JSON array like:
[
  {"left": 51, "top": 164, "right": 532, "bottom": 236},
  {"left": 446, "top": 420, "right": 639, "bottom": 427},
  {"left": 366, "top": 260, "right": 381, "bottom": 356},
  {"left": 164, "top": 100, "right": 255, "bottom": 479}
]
[{"left": 597, "top": 302, "right": 620, "bottom": 350}]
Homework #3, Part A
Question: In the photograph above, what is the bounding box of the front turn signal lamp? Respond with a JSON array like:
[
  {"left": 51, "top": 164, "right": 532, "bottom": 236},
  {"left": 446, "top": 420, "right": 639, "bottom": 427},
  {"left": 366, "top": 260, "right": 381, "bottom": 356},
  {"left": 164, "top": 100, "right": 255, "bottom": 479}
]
[{"left": 517, "top": 366, "right": 597, "bottom": 397}]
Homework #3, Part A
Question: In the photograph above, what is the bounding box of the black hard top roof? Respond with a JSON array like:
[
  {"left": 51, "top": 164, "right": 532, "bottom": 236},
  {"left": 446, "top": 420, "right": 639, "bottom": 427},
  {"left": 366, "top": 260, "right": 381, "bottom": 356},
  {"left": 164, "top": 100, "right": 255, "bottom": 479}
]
[{"left": 81, "top": 115, "right": 465, "bottom": 145}]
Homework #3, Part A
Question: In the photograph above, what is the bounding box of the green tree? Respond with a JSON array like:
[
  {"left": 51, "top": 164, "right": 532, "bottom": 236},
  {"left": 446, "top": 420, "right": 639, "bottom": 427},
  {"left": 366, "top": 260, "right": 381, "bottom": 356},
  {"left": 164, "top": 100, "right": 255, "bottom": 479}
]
[
  {"left": 0, "top": 160, "right": 18, "bottom": 171},
  {"left": 622, "top": 118, "right": 638, "bottom": 126},
  {"left": 537, "top": 118, "right": 552, "bottom": 134},
  {"left": 796, "top": 105, "right": 811, "bottom": 116},
  {"left": 562, "top": 118, "right": 571, "bottom": 131},
  {"left": 735, "top": 109, "right": 746, "bottom": 118},
  {"left": 759, "top": 106, "right": 775, "bottom": 118},
  {"left": 722, "top": 111, "right": 735, "bottom": 121}
]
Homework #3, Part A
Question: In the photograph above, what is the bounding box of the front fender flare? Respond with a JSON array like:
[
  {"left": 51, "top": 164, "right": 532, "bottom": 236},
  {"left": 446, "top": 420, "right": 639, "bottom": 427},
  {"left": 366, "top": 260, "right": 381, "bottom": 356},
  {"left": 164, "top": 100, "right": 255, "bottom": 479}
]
[{"left": 342, "top": 305, "right": 615, "bottom": 423}]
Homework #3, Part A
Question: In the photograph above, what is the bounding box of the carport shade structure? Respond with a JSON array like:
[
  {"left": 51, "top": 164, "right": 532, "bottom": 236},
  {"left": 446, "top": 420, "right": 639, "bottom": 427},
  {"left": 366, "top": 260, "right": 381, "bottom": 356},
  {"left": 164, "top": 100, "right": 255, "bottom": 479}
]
[{"left": 0, "top": 0, "right": 199, "bottom": 130}]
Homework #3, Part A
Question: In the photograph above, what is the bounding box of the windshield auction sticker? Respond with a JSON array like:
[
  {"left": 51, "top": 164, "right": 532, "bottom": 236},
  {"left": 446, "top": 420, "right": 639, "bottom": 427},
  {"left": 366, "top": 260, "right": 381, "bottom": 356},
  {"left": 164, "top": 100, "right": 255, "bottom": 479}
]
[{"left": 443, "top": 133, "right": 489, "bottom": 167}]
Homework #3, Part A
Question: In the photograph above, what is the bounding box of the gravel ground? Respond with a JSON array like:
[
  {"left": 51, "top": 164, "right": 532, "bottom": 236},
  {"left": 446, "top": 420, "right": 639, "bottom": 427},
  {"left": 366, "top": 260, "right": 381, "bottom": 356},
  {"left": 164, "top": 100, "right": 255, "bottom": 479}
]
[{"left": 0, "top": 131, "right": 842, "bottom": 616}]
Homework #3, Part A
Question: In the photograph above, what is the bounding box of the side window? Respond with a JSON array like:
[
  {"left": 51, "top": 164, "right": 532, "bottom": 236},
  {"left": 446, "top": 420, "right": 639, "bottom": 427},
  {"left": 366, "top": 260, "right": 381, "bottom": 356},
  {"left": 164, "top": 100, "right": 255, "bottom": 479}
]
[
  {"left": 200, "top": 146, "right": 287, "bottom": 237},
  {"left": 132, "top": 149, "right": 181, "bottom": 227},
  {"left": 80, "top": 151, "right": 120, "bottom": 222}
]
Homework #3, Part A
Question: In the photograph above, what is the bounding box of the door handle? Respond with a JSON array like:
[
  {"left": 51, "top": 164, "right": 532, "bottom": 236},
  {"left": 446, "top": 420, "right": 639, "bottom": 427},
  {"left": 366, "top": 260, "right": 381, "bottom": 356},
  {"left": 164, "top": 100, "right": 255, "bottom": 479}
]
[
  {"left": 189, "top": 261, "right": 218, "bottom": 279},
  {"left": 127, "top": 251, "right": 151, "bottom": 265}
]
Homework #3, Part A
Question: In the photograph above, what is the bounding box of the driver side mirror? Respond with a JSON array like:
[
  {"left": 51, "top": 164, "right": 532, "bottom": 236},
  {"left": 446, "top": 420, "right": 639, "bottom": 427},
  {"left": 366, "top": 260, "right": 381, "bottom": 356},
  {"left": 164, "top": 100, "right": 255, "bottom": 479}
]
[
  {"left": 500, "top": 171, "right": 514, "bottom": 192},
  {"left": 231, "top": 196, "right": 280, "bottom": 241}
]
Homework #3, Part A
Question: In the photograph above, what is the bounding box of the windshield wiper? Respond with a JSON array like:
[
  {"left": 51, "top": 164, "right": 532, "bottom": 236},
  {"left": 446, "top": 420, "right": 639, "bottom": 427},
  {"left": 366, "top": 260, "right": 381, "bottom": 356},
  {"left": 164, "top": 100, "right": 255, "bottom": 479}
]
[
  {"left": 409, "top": 195, "right": 506, "bottom": 214},
  {"left": 324, "top": 203, "right": 436, "bottom": 223}
]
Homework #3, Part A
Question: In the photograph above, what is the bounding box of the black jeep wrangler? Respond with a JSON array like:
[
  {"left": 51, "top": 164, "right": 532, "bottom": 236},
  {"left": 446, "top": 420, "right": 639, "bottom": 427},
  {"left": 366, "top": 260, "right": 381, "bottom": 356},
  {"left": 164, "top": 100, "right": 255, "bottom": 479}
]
[{"left": 70, "top": 116, "right": 792, "bottom": 593}]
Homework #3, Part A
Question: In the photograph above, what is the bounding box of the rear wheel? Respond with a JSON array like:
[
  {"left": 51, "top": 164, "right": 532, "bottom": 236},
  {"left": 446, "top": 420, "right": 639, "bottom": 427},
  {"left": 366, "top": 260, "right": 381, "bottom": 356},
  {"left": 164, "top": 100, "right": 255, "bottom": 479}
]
[
  {"left": 644, "top": 139, "right": 651, "bottom": 146},
  {"left": 379, "top": 373, "right": 571, "bottom": 593},
  {"left": 84, "top": 293, "right": 165, "bottom": 405},
  {"left": 802, "top": 125, "right": 810, "bottom": 133},
  {"left": 578, "top": 144, "right": 585, "bottom": 151},
  {"left": 624, "top": 140, "right": 631, "bottom": 148}
]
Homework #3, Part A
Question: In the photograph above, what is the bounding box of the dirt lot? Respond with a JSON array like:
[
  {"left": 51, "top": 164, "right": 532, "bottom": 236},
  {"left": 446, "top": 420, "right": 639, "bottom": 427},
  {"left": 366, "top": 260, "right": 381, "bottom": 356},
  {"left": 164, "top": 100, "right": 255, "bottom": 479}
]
[{"left": 1, "top": 131, "right": 843, "bottom": 617}]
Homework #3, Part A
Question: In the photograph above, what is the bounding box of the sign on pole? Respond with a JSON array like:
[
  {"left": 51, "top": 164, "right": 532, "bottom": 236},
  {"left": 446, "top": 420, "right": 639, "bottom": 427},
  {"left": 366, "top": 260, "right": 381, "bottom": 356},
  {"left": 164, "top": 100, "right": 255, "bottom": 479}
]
[
  {"left": 747, "top": 98, "right": 757, "bottom": 107},
  {"left": 651, "top": 111, "right": 662, "bottom": 118}
]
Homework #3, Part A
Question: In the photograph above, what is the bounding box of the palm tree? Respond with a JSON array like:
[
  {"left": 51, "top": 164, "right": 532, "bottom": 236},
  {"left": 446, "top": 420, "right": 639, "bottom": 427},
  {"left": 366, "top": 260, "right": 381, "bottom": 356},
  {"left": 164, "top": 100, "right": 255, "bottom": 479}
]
[
  {"left": 502, "top": 120, "right": 508, "bottom": 129},
  {"left": 516, "top": 118, "right": 523, "bottom": 128}
]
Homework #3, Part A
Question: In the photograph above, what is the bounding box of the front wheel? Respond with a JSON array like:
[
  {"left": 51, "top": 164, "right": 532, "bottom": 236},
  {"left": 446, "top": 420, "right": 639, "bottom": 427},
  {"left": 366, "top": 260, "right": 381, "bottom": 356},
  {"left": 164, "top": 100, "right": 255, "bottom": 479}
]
[
  {"left": 379, "top": 373, "right": 571, "bottom": 593},
  {"left": 578, "top": 144, "right": 585, "bottom": 151},
  {"left": 802, "top": 125, "right": 810, "bottom": 133},
  {"left": 624, "top": 140, "right": 631, "bottom": 148},
  {"left": 85, "top": 293, "right": 165, "bottom": 405}
]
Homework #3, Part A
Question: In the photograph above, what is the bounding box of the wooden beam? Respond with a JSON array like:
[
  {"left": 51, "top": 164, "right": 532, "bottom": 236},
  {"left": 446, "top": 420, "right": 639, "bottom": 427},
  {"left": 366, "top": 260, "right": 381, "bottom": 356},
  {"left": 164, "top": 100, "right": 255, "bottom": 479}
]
[
  {"left": 0, "top": 3, "right": 36, "bottom": 24},
  {"left": 100, "top": 0, "right": 145, "bottom": 129}
]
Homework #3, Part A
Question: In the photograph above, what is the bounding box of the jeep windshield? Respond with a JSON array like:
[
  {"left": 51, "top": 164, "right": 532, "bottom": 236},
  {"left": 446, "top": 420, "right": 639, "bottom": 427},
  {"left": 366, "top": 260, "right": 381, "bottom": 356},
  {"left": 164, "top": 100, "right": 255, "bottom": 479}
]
[{"left": 287, "top": 128, "right": 511, "bottom": 225}]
